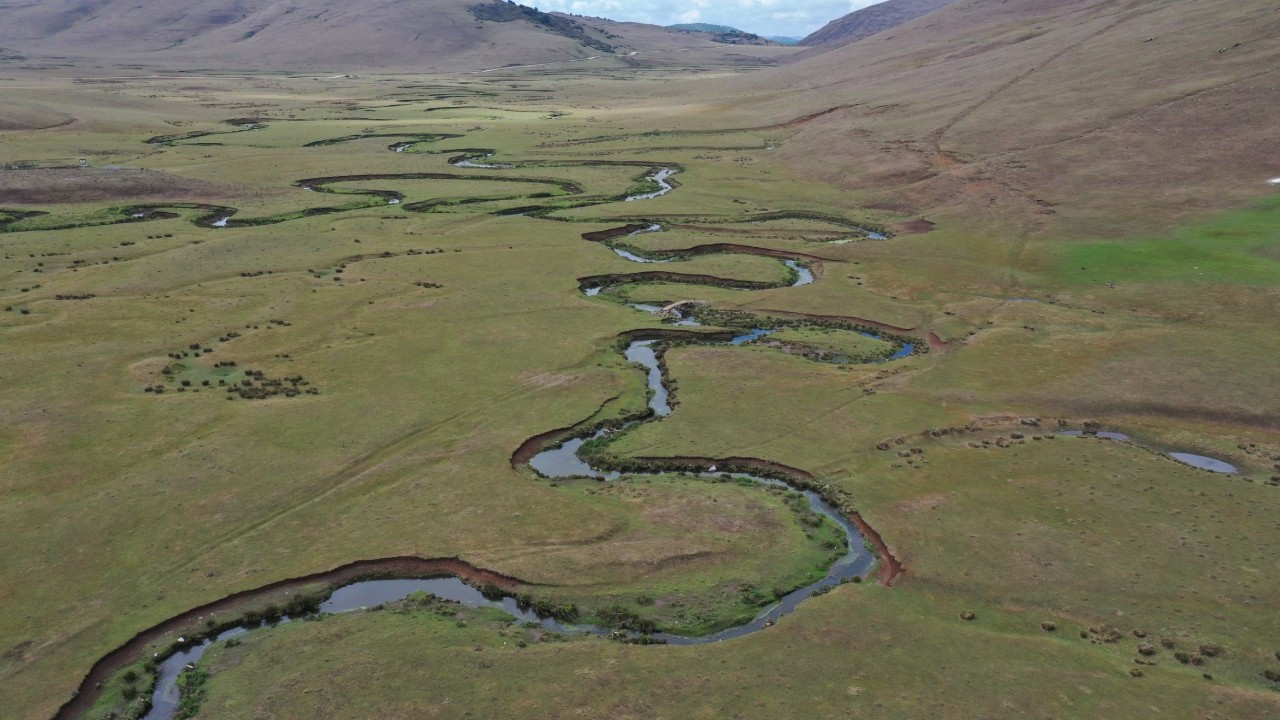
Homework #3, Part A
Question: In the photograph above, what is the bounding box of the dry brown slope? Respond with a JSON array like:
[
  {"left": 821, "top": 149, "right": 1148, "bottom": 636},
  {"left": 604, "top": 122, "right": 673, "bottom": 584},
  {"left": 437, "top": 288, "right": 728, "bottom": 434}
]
[
  {"left": 0, "top": 102, "right": 71, "bottom": 131},
  {"left": 716, "top": 0, "right": 1280, "bottom": 235}
]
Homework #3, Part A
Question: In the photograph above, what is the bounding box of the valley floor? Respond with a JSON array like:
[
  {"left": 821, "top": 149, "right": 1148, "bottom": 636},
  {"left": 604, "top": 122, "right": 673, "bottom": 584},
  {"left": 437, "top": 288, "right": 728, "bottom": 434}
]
[{"left": 0, "top": 67, "right": 1277, "bottom": 720}]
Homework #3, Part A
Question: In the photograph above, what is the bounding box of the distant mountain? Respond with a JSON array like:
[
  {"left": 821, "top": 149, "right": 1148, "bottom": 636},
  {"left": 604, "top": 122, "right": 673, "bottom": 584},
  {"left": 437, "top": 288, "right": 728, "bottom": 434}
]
[
  {"left": 801, "top": 0, "right": 953, "bottom": 47},
  {"left": 0, "top": 0, "right": 794, "bottom": 69},
  {"left": 666, "top": 22, "right": 777, "bottom": 46},
  {"left": 767, "top": 37, "right": 803, "bottom": 46},
  {"left": 668, "top": 23, "right": 740, "bottom": 34}
]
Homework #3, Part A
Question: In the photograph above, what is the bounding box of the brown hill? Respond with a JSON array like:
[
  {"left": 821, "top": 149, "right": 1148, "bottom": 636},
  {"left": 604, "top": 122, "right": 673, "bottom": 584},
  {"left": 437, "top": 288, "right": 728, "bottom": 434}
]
[
  {"left": 0, "top": 0, "right": 799, "bottom": 70},
  {"left": 713, "top": 0, "right": 1280, "bottom": 237},
  {"left": 801, "top": 0, "right": 954, "bottom": 47}
]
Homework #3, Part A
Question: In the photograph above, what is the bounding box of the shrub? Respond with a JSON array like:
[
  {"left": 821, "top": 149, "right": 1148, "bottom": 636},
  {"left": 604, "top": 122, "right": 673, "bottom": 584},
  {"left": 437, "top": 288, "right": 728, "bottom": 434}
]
[
  {"left": 595, "top": 605, "right": 656, "bottom": 634},
  {"left": 514, "top": 593, "right": 578, "bottom": 622},
  {"left": 283, "top": 592, "right": 321, "bottom": 616},
  {"left": 174, "top": 668, "right": 209, "bottom": 720}
]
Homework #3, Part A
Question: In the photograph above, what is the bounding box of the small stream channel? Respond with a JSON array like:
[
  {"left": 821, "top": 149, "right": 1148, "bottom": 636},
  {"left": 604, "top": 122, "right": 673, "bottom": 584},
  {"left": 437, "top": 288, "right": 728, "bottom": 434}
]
[
  {"left": 625, "top": 168, "right": 678, "bottom": 201},
  {"left": 525, "top": 337, "right": 881, "bottom": 643},
  {"left": 140, "top": 332, "right": 880, "bottom": 719},
  {"left": 452, "top": 153, "right": 512, "bottom": 169},
  {"left": 1060, "top": 431, "right": 1239, "bottom": 473}
]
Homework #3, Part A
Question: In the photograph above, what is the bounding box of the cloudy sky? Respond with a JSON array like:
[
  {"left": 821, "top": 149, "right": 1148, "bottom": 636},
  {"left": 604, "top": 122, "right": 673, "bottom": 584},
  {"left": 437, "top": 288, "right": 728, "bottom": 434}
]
[{"left": 531, "top": 1, "right": 887, "bottom": 39}]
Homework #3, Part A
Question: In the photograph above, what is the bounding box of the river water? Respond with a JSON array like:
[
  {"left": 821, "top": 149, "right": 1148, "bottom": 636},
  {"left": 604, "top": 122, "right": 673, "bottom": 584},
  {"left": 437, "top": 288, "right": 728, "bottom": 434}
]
[{"left": 625, "top": 168, "right": 678, "bottom": 202}]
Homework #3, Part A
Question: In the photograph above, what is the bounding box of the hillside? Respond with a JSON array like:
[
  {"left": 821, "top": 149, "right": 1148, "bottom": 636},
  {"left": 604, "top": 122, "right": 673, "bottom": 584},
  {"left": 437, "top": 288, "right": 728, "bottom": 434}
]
[
  {"left": 0, "top": 0, "right": 798, "bottom": 70},
  {"left": 685, "top": 0, "right": 1280, "bottom": 431},
  {"left": 801, "top": 0, "right": 954, "bottom": 47},
  {"left": 722, "top": 0, "right": 1280, "bottom": 238}
]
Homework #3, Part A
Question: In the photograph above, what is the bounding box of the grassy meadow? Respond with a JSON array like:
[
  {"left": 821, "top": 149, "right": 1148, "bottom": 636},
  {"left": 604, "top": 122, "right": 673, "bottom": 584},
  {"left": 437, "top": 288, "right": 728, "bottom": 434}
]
[{"left": 0, "top": 64, "right": 1277, "bottom": 720}]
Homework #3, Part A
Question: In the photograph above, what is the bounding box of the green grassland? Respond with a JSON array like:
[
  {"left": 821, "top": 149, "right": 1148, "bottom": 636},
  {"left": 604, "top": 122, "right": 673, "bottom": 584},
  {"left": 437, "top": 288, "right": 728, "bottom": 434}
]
[
  {"left": 0, "top": 67, "right": 1277, "bottom": 720},
  {"left": 760, "top": 326, "right": 898, "bottom": 361},
  {"left": 194, "top": 518, "right": 1280, "bottom": 720},
  {"left": 517, "top": 474, "right": 848, "bottom": 636},
  {"left": 1057, "top": 198, "right": 1280, "bottom": 287}
]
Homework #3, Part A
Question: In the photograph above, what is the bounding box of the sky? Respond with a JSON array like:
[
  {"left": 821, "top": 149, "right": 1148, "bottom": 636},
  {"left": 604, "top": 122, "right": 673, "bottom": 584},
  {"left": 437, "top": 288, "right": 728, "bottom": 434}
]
[{"left": 530, "top": 1, "right": 887, "bottom": 39}]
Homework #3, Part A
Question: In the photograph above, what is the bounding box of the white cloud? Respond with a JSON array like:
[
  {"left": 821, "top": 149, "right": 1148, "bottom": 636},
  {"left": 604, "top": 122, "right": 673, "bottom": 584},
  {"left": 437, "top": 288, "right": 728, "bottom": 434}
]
[{"left": 533, "top": 0, "right": 886, "bottom": 37}]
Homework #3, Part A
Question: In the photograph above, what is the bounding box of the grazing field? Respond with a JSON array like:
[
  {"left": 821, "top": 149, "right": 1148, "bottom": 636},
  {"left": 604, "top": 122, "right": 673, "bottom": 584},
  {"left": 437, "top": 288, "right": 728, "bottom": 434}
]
[{"left": 0, "top": 46, "right": 1277, "bottom": 720}]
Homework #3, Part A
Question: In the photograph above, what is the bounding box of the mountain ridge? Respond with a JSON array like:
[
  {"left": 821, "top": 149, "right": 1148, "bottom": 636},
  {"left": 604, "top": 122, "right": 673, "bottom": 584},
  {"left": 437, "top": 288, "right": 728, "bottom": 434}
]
[
  {"left": 801, "top": 0, "right": 954, "bottom": 47},
  {"left": 0, "top": 0, "right": 798, "bottom": 69}
]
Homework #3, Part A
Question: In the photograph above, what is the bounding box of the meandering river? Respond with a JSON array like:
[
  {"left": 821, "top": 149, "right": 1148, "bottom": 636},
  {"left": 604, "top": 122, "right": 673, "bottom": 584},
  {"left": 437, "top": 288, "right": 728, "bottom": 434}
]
[{"left": 62, "top": 159, "right": 905, "bottom": 720}]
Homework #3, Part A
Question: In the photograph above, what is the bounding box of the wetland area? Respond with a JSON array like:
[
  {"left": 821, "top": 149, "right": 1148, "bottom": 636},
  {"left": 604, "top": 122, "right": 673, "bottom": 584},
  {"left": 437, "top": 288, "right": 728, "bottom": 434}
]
[{"left": 2, "top": 4, "right": 1279, "bottom": 717}]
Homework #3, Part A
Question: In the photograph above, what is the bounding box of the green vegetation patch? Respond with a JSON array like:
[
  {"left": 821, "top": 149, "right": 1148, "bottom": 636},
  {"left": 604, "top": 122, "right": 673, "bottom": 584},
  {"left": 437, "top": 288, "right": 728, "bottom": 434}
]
[
  {"left": 525, "top": 473, "right": 849, "bottom": 637},
  {"left": 757, "top": 326, "right": 897, "bottom": 364},
  {"left": 1058, "top": 198, "right": 1280, "bottom": 285},
  {"left": 174, "top": 667, "right": 209, "bottom": 720},
  {"left": 81, "top": 661, "right": 152, "bottom": 720}
]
